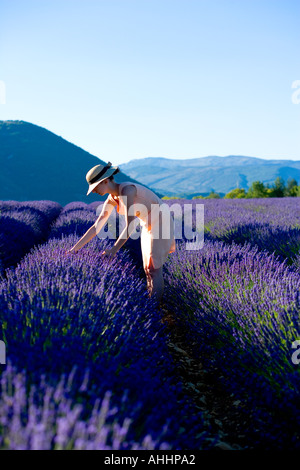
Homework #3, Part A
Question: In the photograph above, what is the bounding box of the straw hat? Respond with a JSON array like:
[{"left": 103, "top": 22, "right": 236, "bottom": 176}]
[{"left": 86, "top": 162, "right": 119, "bottom": 195}]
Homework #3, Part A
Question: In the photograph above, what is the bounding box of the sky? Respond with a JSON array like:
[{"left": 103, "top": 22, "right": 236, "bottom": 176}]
[{"left": 0, "top": 0, "right": 299, "bottom": 164}]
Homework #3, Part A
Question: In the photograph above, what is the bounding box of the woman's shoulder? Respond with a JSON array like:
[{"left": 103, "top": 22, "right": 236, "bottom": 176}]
[
  {"left": 119, "top": 182, "right": 138, "bottom": 196},
  {"left": 119, "top": 181, "right": 137, "bottom": 188},
  {"left": 119, "top": 182, "right": 160, "bottom": 202}
]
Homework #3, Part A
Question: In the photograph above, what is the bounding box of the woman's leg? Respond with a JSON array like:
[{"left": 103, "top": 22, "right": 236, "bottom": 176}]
[
  {"left": 146, "top": 270, "right": 152, "bottom": 292},
  {"left": 145, "top": 259, "right": 164, "bottom": 305}
]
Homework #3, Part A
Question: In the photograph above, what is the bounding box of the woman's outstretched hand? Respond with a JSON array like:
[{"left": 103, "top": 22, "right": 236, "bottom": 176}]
[
  {"left": 101, "top": 247, "right": 117, "bottom": 258},
  {"left": 65, "top": 246, "right": 117, "bottom": 257},
  {"left": 65, "top": 247, "right": 78, "bottom": 256}
]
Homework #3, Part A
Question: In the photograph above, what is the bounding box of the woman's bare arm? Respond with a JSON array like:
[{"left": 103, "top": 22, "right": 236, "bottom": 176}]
[
  {"left": 105, "top": 185, "right": 138, "bottom": 255},
  {"left": 67, "top": 198, "right": 116, "bottom": 253}
]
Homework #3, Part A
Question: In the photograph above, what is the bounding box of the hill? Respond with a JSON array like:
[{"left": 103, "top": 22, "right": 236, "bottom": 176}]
[
  {"left": 0, "top": 121, "right": 146, "bottom": 205},
  {"left": 120, "top": 156, "right": 300, "bottom": 197},
  {"left": 2, "top": 121, "right": 299, "bottom": 200}
]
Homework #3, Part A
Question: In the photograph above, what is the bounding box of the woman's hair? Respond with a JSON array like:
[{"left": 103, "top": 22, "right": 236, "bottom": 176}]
[{"left": 108, "top": 167, "right": 120, "bottom": 181}]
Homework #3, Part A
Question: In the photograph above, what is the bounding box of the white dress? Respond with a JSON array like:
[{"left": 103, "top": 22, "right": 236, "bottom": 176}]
[{"left": 108, "top": 182, "right": 176, "bottom": 270}]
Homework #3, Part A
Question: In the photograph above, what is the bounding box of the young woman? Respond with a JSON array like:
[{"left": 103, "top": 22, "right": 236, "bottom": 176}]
[{"left": 67, "top": 162, "right": 176, "bottom": 305}]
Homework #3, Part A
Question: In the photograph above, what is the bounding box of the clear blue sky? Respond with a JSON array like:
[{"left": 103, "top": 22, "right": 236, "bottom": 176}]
[{"left": 0, "top": 0, "right": 299, "bottom": 164}]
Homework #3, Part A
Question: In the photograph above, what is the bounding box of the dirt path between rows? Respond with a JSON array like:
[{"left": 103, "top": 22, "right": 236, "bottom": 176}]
[{"left": 160, "top": 303, "right": 259, "bottom": 450}]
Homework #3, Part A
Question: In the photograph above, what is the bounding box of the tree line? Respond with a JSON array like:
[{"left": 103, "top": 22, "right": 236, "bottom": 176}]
[
  {"left": 161, "top": 177, "right": 300, "bottom": 199},
  {"left": 223, "top": 177, "right": 300, "bottom": 199}
]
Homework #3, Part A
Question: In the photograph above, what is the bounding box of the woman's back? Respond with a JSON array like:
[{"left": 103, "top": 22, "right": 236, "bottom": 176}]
[
  {"left": 109, "top": 182, "right": 162, "bottom": 219},
  {"left": 109, "top": 181, "right": 175, "bottom": 271}
]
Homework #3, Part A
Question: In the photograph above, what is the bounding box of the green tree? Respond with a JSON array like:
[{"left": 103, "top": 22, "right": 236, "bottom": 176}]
[
  {"left": 224, "top": 188, "right": 246, "bottom": 199},
  {"left": 292, "top": 185, "right": 300, "bottom": 197},
  {"left": 206, "top": 190, "right": 221, "bottom": 199},
  {"left": 284, "top": 178, "right": 298, "bottom": 197},
  {"left": 265, "top": 187, "right": 273, "bottom": 197},
  {"left": 246, "top": 181, "right": 267, "bottom": 198},
  {"left": 268, "top": 177, "right": 286, "bottom": 197}
]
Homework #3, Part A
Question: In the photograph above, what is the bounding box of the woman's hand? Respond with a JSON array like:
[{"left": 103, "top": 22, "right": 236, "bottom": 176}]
[
  {"left": 65, "top": 247, "right": 78, "bottom": 256},
  {"left": 101, "top": 247, "right": 117, "bottom": 258}
]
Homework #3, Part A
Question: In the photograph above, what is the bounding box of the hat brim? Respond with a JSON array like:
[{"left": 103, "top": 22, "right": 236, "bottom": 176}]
[{"left": 86, "top": 166, "right": 118, "bottom": 195}]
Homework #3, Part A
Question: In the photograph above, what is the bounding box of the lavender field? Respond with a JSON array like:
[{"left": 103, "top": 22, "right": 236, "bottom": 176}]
[{"left": 0, "top": 198, "right": 300, "bottom": 450}]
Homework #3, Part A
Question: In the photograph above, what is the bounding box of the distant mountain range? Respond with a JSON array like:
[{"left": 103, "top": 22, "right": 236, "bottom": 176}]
[
  {"left": 120, "top": 156, "right": 300, "bottom": 197},
  {"left": 0, "top": 121, "right": 146, "bottom": 205},
  {"left": 1, "top": 120, "right": 299, "bottom": 203}
]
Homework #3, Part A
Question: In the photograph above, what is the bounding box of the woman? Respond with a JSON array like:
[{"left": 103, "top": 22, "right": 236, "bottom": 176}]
[{"left": 67, "top": 162, "right": 176, "bottom": 305}]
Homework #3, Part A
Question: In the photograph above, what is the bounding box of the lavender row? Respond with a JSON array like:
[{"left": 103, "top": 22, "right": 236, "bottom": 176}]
[
  {"left": 0, "top": 234, "right": 207, "bottom": 449},
  {"left": 49, "top": 201, "right": 144, "bottom": 275},
  {"left": 0, "top": 364, "right": 171, "bottom": 450},
  {"left": 0, "top": 200, "right": 62, "bottom": 274},
  {"left": 164, "top": 198, "right": 300, "bottom": 264},
  {"left": 163, "top": 241, "right": 300, "bottom": 448},
  {"left": 49, "top": 201, "right": 98, "bottom": 239}
]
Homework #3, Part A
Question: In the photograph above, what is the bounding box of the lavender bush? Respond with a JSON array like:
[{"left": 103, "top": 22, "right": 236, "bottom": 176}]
[
  {"left": 48, "top": 202, "right": 97, "bottom": 239},
  {"left": 49, "top": 202, "right": 143, "bottom": 275},
  {"left": 0, "top": 201, "right": 62, "bottom": 271},
  {"left": 2, "top": 196, "right": 300, "bottom": 449},
  {"left": 0, "top": 233, "right": 206, "bottom": 449},
  {"left": 165, "top": 198, "right": 300, "bottom": 264},
  {"left": 0, "top": 364, "right": 171, "bottom": 450},
  {"left": 164, "top": 240, "right": 300, "bottom": 448}
]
